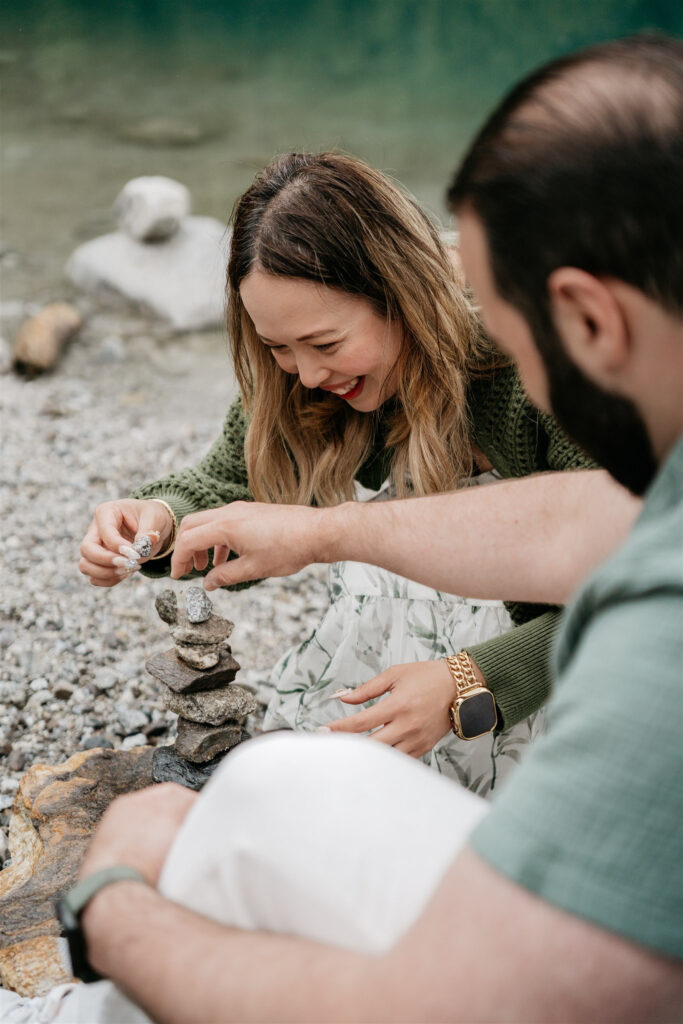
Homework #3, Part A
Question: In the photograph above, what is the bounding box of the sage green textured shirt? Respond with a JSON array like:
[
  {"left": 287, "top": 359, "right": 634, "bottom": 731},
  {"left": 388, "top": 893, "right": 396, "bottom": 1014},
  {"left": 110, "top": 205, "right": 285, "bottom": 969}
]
[
  {"left": 472, "top": 435, "right": 683, "bottom": 958},
  {"left": 133, "top": 366, "right": 596, "bottom": 729}
]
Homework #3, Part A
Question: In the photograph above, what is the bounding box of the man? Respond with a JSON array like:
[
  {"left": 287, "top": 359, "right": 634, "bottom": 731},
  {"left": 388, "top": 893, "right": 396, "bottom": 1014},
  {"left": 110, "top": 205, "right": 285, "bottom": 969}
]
[{"left": 8, "top": 34, "right": 681, "bottom": 1023}]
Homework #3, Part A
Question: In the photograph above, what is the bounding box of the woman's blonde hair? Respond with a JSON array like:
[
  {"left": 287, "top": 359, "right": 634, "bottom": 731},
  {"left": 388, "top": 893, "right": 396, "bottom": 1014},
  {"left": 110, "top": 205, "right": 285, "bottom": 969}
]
[{"left": 227, "top": 151, "right": 498, "bottom": 506}]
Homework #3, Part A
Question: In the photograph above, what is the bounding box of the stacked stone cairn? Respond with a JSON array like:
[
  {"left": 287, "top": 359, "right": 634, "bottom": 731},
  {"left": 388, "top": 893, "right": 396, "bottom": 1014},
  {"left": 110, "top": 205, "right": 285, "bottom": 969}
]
[{"left": 147, "top": 587, "right": 257, "bottom": 790}]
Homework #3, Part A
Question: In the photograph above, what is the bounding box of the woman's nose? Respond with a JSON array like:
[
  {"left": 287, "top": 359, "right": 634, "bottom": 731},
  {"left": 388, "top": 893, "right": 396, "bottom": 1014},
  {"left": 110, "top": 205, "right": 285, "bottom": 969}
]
[{"left": 296, "top": 354, "right": 327, "bottom": 389}]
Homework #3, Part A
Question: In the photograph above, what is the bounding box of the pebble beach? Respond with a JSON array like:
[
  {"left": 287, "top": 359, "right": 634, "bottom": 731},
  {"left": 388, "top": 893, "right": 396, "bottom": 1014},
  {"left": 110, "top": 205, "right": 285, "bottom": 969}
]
[{"left": 0, "top": 305, "right": 329, "bottom": 865}]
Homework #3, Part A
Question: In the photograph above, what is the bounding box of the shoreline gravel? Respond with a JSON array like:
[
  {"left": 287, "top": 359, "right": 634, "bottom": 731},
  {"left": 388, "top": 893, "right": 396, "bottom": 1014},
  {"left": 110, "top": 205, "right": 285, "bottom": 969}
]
[{"left": 0, "top": 304, "right": 329, "bottom": 866}]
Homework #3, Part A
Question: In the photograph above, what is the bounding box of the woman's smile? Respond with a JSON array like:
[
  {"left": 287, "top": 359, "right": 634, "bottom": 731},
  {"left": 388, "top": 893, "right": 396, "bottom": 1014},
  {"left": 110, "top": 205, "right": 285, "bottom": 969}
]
[{"left": 320, "top": 376, "right": 364, "bottom": 399}]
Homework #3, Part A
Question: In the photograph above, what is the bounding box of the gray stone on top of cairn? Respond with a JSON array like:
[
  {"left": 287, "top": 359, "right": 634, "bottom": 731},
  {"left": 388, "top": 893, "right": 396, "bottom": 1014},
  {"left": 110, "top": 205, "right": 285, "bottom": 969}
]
[
  {"left": 145, "top": 648, "right": 240, "bottom": 694},
  {"left": 185, "top": 586, "right": 213, "bottom": 623},
  {"left": 155, "top": 589, "right": 178, "bottom": 625},
  {"left": 175, "top": 718, "right": 243, "bottom": 763},
  {"left": 114, "top": 176, "right": 191, "bottom": 242},
  {"left": 162, "top": 683, "right": 258, "bottom": 726},
  {"left": 152, "top": 745, "right": 224, "bottom": 791}
]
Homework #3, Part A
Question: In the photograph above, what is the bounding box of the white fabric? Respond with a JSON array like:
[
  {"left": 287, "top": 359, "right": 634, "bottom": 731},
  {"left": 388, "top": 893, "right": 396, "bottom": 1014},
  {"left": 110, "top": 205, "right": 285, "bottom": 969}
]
[{"left": 8, "top": 733, "right": 487, "bottom": 1023}]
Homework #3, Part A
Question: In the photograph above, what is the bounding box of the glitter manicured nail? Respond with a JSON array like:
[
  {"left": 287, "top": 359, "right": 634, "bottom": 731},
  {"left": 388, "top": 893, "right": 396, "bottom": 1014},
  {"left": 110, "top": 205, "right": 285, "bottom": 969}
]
[{"left": 118, "top": 543, "right": 140, "bottom": 561}]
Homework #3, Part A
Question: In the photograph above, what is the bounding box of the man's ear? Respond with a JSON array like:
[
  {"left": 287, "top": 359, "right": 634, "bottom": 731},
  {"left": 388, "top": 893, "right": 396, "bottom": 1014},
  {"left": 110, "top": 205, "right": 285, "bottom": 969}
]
[{"left": 548, "top": 268, "right": 630, "bottom": 386}]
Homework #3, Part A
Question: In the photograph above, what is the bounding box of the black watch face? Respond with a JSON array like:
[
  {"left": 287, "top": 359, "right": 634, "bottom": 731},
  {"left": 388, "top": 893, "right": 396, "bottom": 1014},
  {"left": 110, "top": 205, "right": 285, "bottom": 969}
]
[{"left": 459, "top": 691, "right": 497, "bottom": 739}]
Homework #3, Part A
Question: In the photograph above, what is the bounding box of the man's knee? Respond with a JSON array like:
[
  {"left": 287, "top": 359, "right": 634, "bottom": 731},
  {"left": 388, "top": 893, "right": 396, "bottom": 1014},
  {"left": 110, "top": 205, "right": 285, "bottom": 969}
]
[{"left": 211, "top": 731, "right": 375, "bottom": 817}]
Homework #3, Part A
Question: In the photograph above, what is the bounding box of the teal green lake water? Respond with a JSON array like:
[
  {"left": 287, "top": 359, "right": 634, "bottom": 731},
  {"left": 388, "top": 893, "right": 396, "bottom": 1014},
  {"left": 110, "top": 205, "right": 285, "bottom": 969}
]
[{"left": 2, "top": 0, "right": 681, "bottom": 301}]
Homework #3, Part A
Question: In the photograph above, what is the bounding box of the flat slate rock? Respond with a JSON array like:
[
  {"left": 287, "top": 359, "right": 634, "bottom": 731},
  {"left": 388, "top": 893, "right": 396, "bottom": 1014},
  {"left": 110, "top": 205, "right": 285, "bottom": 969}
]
[
  {"left": 146, "top": 648, "right": 240, "bottom": 694},
  {"left": 175, "top": 718, "right": 244, "bottom": 763},
  {"left": 0, "top": 746, "right": 154, "bottom": 996},
  {"left": 152, "top": 745, "right": 224, "bottom": 790},
  {"left": 162, "top": 683, "right": 258, "bottom": 725}
]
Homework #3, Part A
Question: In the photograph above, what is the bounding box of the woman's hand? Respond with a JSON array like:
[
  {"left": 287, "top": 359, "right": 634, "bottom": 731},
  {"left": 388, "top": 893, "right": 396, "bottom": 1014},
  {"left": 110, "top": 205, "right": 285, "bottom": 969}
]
[
  {"left": 79, "top": 498, "right": 174, "bottom": 587},
  {"left": 326, "top": 660, "right": 460, "bottom": 757}
]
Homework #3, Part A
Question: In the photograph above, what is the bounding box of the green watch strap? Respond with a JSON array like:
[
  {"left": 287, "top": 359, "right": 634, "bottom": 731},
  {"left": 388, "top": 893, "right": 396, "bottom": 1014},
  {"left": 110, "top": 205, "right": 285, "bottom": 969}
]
[{"left": 64, "top": 865, "right": 148, "bottom": 917}]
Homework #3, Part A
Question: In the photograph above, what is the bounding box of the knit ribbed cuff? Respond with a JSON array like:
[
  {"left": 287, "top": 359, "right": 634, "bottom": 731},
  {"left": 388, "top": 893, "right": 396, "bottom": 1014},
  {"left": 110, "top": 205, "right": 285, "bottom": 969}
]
[{"left": 464, "top": 610, "right": 562, "bottom": 730}]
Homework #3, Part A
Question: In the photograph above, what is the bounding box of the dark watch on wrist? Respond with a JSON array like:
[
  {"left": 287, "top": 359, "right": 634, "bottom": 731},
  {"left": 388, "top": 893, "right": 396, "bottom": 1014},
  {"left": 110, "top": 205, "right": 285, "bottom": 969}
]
[
  {"left": 55, "top": 866, "right": 148, "bottom": 982},
  {"left": 444, "top": 653, "right": 499, "bottom": 740}
]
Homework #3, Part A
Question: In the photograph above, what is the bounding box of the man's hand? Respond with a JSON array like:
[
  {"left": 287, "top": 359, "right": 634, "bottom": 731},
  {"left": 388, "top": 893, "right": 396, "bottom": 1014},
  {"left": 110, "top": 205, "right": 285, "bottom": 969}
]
[
  {"left": 170, "top": 501, "right": 342, "bottom": 590},
  {"left": 79, "top": 783, "right": 198, "bottom": 886},
  {"left": 326, "top": 660, "right": 460, "bottom": 757}
]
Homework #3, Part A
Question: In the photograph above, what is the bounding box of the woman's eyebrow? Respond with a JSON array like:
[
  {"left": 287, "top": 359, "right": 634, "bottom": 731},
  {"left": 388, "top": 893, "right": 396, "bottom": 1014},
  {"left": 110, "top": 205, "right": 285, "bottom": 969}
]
[
  {"left": 296, "top": 328, "right": 337, "bottom": 342},
  {"left": 259, "top": 329, "right": 339, "bottom": 345}
]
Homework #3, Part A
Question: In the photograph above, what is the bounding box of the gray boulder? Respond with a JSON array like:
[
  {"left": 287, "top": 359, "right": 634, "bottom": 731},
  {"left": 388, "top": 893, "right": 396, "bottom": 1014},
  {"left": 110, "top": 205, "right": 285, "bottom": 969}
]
[{"left": 65, "top": 217, "right": 229, "bottom": 331}]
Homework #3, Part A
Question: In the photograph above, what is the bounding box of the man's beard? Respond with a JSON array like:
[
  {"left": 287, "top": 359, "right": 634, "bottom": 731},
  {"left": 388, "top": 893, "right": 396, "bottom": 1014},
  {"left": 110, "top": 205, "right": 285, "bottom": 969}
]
[{"left": 539, "top": 333, "right": 658, "bottom": 496}]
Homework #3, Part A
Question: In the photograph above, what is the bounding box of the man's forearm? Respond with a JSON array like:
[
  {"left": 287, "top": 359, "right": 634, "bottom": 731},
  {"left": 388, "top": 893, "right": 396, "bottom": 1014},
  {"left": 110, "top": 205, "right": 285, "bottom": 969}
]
[
  {"left": 324, "top": 470, "right": 639, "bottom": 604},
  {"left": 80, "top": 851, "right": 681, "bottom": 1024},
  {"left": 83, "top": 882, "right": 377, "bottom": 1024}
]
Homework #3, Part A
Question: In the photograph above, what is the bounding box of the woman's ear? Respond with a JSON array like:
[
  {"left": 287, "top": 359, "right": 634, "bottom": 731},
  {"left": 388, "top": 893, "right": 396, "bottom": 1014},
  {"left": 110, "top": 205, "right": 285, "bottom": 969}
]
[{"left": 548, "top": 267, "right": 631, "bottom": 388}]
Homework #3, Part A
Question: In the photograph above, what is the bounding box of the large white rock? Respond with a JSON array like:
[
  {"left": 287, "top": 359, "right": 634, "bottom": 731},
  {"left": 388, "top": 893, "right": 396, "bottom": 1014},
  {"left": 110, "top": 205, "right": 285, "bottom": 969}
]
[
  {"left": 114, "top": 175, "right": 191, "bottom": 241},
  {"left": 65, "top": 217, "right": 229, "bottom": 331}
]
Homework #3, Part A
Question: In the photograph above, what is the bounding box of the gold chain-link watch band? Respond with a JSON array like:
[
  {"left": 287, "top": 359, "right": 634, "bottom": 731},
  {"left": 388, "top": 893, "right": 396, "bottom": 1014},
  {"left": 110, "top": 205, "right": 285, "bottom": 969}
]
[{"left": 444, "top": 652, "right": 499, "bottom": 741}]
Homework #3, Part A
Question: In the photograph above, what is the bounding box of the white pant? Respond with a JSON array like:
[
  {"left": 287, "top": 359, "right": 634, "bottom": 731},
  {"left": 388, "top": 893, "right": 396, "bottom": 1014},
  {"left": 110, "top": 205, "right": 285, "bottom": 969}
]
[{"left": 1, "top": 734, "right": 487, "bottom": 1023}]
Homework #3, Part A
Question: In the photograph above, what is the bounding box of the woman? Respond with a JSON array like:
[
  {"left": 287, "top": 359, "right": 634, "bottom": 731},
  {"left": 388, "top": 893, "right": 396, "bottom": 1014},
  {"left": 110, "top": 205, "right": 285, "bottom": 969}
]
[{"left": 80, "top": 152, "right": 594, "bottom": 796}]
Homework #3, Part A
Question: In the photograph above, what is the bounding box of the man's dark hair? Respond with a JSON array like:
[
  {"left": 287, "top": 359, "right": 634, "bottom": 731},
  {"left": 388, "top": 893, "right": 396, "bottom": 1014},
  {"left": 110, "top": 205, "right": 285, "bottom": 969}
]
[
  {"left": 448, "top": 34, "right": 683, "bottom": 349},
  {"left": 448, "top": 35, "right": 682, "bottom": 495}
]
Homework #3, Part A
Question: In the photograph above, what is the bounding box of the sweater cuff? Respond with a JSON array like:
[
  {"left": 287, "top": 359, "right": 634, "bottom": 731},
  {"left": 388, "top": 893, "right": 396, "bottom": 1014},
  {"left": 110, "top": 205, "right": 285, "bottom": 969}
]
[{"left": 463, "top": 610, "right": 561, "bottom": 729}]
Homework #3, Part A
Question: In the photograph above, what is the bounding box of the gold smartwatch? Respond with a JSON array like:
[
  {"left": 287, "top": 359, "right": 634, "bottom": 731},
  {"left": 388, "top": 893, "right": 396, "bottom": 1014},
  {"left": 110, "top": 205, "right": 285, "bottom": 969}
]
[{"left": 444, "top": 653, "right": 499, "bottom": 740}]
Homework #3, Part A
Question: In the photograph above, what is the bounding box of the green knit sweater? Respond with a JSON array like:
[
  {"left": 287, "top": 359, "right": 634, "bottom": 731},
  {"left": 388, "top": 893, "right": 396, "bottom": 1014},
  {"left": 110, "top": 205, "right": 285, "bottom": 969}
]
[{"left": 133, "top": 365, "right": 596, "bottom": 729}]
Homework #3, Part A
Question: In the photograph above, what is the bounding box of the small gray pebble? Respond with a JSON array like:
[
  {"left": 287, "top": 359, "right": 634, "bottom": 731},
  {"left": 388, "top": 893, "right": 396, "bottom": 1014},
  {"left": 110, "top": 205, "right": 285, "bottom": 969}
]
[
  {"left": 155, "top": 589, "right": 178, "bottom": 625},
  {"left": 93, "top": 668, "right": 118, "bottom": 692},
  {"left": 121, "top": 732, "right": 148, "bottom": 750},
  {"left": 52, "top": 681, "right": 74, "bottom": 700},
  {"left": 82, "top": 734, "right": 114, "bottom": 750},
  {"left": 115, "top": 706, "right": 149, "bottom": 736},
  {"left": 7, "top": 749, "right": 27, "bottom": 772},
  {"left": 133, "top": 535, "right": 152, "bottom": 558},
  {"left": 185, "top": 587, "right": 213, "bottom": 623}
]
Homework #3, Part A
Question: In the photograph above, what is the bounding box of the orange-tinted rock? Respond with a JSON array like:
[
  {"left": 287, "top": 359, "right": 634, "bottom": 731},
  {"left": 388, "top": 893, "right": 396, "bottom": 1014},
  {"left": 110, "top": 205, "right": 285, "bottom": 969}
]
[
  {"left": 12, "top": 302, "right": 83, "bottom": 374},
  {"left": 0, "top": 745, "right": 154, "bottom": 996}
]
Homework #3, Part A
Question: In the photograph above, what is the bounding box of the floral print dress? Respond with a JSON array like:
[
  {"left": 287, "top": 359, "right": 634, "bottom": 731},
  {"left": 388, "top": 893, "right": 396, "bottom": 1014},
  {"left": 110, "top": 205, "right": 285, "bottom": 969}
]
[{"left": 263, "top": 474, "right": 546, "bottom": 799}]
